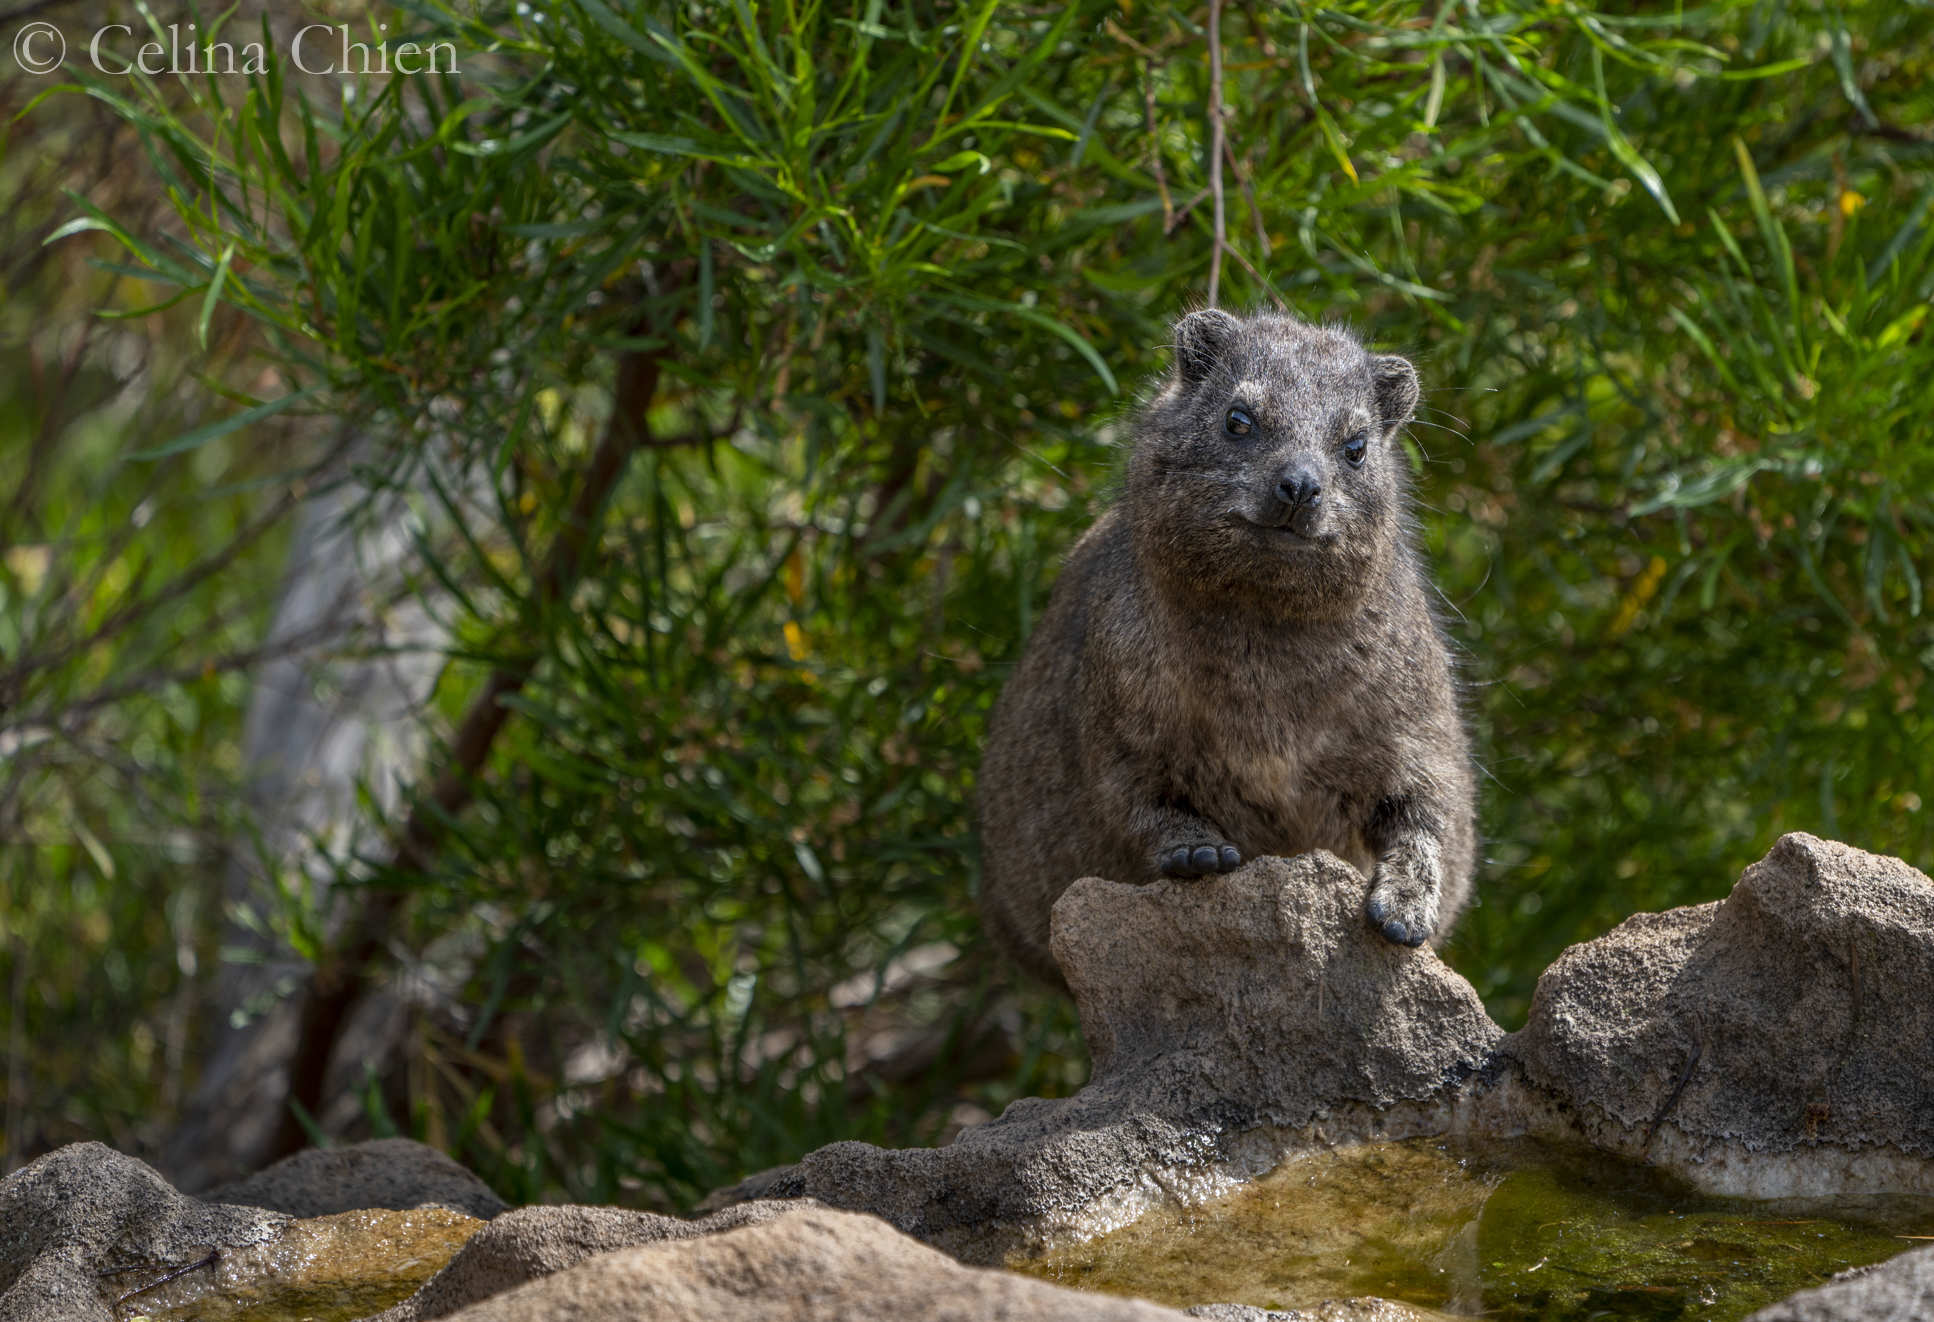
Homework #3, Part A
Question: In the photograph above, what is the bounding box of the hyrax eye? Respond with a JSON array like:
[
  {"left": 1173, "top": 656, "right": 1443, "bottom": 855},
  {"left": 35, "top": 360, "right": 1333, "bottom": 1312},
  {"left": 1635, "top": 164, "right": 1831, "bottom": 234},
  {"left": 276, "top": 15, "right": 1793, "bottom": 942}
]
[
  {"left": 1342, "top": 432, "right": 1369, "bottom": 467},
  {"left": 1225, "top": 406, "right": 1254, "bottom": 438}
]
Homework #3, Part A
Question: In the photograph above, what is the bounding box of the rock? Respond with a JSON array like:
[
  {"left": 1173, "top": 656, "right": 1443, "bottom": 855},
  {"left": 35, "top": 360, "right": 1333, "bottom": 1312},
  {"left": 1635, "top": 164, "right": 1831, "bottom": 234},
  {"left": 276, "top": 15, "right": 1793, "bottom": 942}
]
[
  {"left": 370, "top": 1199, "right": 809, "bottom": 1321},
  {"left": 18, "top": 836, "right": 1934, "bottom": 1322},
  {"left": 0, "top": 1143, "right": 480, "bottom": 1322},
  {"left": 1187, "top": 1302, "right": 1450, "bottom": 1322},
  {"left": 1054, "top": 856, "right": 1502, "bottom": 1109},
  {"left": 0, "top": 1143, "right": 286, "bottom": 1322},
  {"left": 1503, "top": 833, "right": 1934, "bottom": 1194},
  {"left": 431, "top": 1204, "right": 1189, "bottom": 1321},
  {"left": 97, "top": 1206, "right": 481, "bottom": 1322},
  {"left": 1743, "top": 1245, "right": 1934, "bottom": 1321},
  {"left": 208, "top": 1137, "right": 509, "bottom": 1219},
  {"left": 721, "top": 854, "right": 1501, "bottom": 1260}
]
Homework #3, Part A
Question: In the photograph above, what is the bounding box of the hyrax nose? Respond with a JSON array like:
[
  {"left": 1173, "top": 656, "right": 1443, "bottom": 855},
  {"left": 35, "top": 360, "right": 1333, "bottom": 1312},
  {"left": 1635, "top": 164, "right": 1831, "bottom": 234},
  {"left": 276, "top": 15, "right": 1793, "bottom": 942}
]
[{"left": 1275, "top": 462, "right": 1322, "bottom": 510}]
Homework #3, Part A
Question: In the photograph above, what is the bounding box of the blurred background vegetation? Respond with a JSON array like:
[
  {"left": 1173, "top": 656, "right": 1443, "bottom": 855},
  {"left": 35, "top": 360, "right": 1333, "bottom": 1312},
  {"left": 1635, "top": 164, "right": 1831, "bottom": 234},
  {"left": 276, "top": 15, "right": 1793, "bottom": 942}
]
[{"left": 1, "top": 0, "right": 1930, "bottom": 1209}]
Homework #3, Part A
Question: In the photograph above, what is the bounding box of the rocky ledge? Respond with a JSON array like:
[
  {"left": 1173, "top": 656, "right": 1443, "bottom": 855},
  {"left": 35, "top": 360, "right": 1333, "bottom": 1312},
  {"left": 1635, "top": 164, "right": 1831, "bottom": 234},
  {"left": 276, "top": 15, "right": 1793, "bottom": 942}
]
[
  {"left": 5, "top": 832, "right": 1932, "bottom": 1321},
  {"left": 728, "top": 850, "right": 1501, "bottom": 1260},
  {"left": 725, "top": 832, "right": 1934, "bottom": 1257}
]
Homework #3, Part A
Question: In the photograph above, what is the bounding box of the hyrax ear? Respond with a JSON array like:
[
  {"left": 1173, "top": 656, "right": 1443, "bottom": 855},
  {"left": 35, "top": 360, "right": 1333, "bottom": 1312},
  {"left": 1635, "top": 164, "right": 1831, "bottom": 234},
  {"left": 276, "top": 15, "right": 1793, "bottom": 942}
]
[
  {"left": 1371, "top": 354, "right": 1420, "bottom": 430},
  {"left": 1173, "top": 308, "right": 1241, "bottom": 386}
]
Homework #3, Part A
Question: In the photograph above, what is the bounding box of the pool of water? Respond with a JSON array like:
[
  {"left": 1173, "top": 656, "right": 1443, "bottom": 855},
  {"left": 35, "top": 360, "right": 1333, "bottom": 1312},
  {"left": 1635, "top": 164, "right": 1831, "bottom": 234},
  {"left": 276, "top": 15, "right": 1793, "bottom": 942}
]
[{"left": 1010, "top": 1138, "right": 1934, "bottom": 1320}]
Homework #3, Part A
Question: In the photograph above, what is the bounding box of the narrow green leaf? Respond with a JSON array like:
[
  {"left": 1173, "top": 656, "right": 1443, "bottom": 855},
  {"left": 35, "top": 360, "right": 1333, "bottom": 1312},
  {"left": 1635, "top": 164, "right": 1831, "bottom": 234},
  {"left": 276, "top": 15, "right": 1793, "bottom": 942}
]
[
  {"left": 1731, "top": 136, "right": 1797, "bottom": 317},
  {"left": 1592, "top": 46, "right": 1678, "bottom": 224},
  {"left": 867, "top": 325, "right": 886, "bottom": 413},
  {"left": 196, "top": 242, "right": 236, "bottom": 350},
  {"left": 932, "top": 292, "right": 1118, "bottom": 395},
  {"left": 1828, "top": 12, "right": 1877, "bottom": 127},
  {"left": 129, "top": 385, "right": 321, "bottom": 460}
]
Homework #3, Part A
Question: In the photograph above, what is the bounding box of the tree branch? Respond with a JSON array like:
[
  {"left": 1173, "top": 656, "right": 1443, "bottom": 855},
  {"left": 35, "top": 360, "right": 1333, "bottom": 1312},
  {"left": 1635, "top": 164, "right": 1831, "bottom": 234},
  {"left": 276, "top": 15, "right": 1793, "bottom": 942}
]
[{"left": 1207, "top": 0, "right": 1228, "bottom": 307}]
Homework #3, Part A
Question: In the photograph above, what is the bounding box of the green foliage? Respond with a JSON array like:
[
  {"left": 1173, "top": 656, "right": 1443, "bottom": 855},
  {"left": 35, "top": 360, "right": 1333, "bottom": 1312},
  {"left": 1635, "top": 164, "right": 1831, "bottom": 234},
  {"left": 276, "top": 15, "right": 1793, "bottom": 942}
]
[{"left": 4, "top": 0, "right": 1932, "bottom": 1202}]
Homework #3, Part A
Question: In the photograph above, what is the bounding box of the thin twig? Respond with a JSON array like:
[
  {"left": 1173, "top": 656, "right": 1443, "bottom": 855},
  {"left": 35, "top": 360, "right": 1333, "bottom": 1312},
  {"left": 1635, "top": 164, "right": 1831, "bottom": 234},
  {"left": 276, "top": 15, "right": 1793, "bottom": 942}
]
[
  {"left": 1207, "top": 0, "right": 1228, "bottom": 307},
  {"left": 1143, "top": 62, "right": 1174, "bottom": 235},
  {"left": 1165, "top": 186, "right": 1211, "bottom": 237},
  {"left": 109, "top": 1251, "right": 219, "bottom": 1306},
  {"left": 1221, "top": 240, "right": 1288, "bottom": 311},
  {"left": 0, "top": 432, "right": 356, "bottom": 713},
  {"left": 1224, "top": 136, "right": 1271, "bottom": 257},
  {"left": 1640, "top": 1031, "right": 1702, "bottom": 1152},
  {"left": 2, "top": 321, "right": 95, "bottom": 545},
  {"left": 0, "top": 615, "right": 366, "bottom": 738}
]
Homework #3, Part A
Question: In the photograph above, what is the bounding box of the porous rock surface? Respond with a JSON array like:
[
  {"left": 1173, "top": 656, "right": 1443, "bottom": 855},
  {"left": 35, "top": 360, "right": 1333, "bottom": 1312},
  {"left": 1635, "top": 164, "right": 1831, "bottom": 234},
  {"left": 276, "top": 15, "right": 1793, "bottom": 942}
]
[
  {"left": 729, "top": 852, "right": 1501, "bottom": 1260},
  {"left": 369, "top": 1199, "right": 811, "bottom": 1321},
  {"left": 1503, "top": 832, "right": 1934, "bottom": 1192},
  {"left": 1741, "top": 1244, "right": 1934, "bottom": 1322},
  {"left": 208, "top": 1136, "right": 509, "bottom": 1219},
  {"left": 0, "top": 1142, "right": 286, "bottom": 1322},
  {"left": 1056, "top": 855, "right": 1501, "bottom": 1102},
  {"left": 429, "top": 1205, "right": 1190, "bottom": 1321}
]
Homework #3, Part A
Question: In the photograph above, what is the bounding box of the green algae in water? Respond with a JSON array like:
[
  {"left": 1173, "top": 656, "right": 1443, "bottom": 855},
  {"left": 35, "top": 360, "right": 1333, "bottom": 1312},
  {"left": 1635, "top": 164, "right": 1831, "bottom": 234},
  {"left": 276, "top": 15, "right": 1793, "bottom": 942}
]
[{"left": 1011, "top": 1139, "right": 1934, "bottom": 1321}]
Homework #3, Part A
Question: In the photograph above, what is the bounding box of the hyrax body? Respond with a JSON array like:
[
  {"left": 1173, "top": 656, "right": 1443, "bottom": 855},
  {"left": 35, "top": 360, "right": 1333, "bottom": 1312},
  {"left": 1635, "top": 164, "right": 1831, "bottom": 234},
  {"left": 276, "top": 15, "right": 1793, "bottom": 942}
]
[{"left": 977, "top": 308, "right": 1476, "bottom": 987}]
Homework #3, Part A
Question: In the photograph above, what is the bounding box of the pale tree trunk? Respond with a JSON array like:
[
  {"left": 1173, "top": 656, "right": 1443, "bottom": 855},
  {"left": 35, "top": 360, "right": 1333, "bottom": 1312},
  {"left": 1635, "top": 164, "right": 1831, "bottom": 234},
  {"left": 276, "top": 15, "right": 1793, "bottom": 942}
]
[{"left": 159, "top": 441, "right": 464, "bottom": 1191}]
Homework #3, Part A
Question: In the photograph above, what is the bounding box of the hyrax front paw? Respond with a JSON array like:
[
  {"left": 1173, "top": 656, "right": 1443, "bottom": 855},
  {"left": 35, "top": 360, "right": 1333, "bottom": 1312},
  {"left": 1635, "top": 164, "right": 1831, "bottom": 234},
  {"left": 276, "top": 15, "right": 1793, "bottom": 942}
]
[
  {"left": 1365, "top": 842, "right": 1443, "bottom": 947},
  {"left": 1157, "top": 840, "right": 1243, "bottom": 879}
]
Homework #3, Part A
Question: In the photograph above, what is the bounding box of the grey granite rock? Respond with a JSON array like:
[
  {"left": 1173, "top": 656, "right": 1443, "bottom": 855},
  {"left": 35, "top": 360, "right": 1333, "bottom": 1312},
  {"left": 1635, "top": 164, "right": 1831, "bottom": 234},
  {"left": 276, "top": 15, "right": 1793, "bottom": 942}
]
[
  {"left": 207, "top": 1137, "right": 509, "bottom": 1220},
  {"left": 1742, "top": 1244, "right": 1934, "bottom": 1321},
  {"left": 0, "top": 1143, "right": 286, "bottom": 1322},
  {"left": 1502, "top": 833, "right": 1934, "bottom": 1193},
  {"left": 722, "top": 853, "right": 1501, "bottom": 1260},
  {"left": 371, "top": 1199, "right": 809, "bottom": 1320},
  {"left": 433, "top": 1205, "right": 1190, "bottom": 1321},
  {"left": 1056, "top": 856, "right": 1502, "bottom": 1108}
]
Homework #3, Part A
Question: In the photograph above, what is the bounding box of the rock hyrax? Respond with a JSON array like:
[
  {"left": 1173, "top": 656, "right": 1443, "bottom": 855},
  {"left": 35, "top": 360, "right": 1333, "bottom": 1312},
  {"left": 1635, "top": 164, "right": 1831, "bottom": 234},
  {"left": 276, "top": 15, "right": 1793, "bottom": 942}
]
[{"left": 977, "top": 308, "right": 1477, "bottom": 987}]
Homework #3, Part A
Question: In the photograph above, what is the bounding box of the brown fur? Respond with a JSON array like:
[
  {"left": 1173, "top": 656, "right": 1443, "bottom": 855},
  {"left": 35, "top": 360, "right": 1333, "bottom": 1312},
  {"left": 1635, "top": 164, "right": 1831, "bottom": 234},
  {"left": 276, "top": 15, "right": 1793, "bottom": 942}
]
[{"left": 977, "top": 309, "right": 1477, "bottom": 988}]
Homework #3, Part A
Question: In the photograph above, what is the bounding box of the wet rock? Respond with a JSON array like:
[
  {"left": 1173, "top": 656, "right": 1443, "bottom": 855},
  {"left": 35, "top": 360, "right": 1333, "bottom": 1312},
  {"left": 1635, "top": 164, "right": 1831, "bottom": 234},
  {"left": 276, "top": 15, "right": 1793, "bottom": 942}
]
[
  {"left": 1504, "top": 833, "right": 1934, "bottom": 1194},
  {"left": 208, "top": 1138, "right": 508, "bottom": 1220},
  {"left": 371, "top": 1199, "right": 808, "bottom": 1321},
  {"left": 431, "top": 1204, "right": 1189, "bottom": 1321},
  {"left": 107, "top": 1206, "right": 480, "bottom": 1322},
  {"left": 0, "top": 1143, "right": 480, "bottom": 1322},
  {"left": 721, "top": 854, "right": 1501, "bottom": 1260},
  {"left": 1187, "top": 1302, "right": 1450, "bottom": 1322},
  {"left": 0, "top": 1143, "right": 286, "bottom": 1322},
  {"left": 1743, "top": 1244, "right": 1934, "bottom": 1321}
]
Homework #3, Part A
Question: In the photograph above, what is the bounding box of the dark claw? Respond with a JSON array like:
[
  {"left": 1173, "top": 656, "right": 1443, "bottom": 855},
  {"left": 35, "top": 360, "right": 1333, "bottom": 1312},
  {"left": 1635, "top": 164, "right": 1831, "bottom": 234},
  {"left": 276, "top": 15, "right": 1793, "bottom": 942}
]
[
  {"left": 1365, "top": 895, "right": 1388, "bottom": 925},
  {"left": 1189, "top": 844, "right": 1220, "bottom": 873},
  {"left": 1217, "top": 845, "right": 1241, "bottom": 870},
  {"left": 1161, "top": 847, "right": 1195, "bottom": 877},
  {"left": 1380, "top": 917, "right": 1428, "bottom": 947}
]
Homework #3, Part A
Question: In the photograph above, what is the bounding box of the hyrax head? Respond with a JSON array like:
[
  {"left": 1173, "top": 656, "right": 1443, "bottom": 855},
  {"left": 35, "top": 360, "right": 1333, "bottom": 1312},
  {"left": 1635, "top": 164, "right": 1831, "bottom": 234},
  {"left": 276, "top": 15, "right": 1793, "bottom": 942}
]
[{"left": 1126, "top": 307, "right": 1422, "bottom": 613}]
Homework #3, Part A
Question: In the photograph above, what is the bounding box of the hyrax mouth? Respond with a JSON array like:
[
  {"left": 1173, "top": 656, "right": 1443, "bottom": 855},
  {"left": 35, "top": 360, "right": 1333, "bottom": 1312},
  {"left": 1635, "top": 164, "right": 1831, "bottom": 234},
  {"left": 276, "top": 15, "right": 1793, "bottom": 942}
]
[{"left": 1241, "top": 501, "right": 1326, "bottom": 541}]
